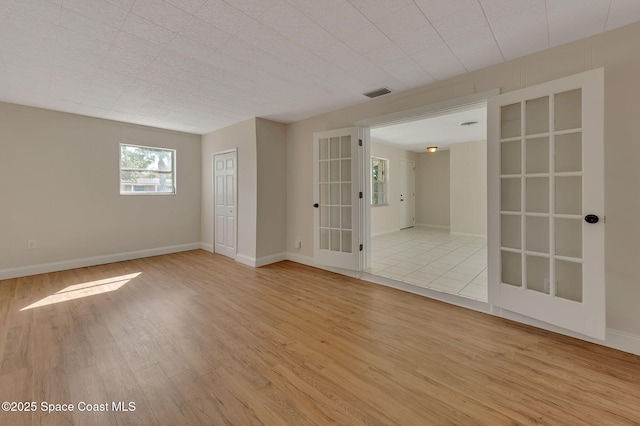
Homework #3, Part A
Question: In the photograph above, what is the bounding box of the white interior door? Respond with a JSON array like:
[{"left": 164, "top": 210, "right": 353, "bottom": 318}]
[
  {"left": 313, "top": 128, "right": 361, "bottom": 270},
  {"left": 400, "top": 159, "right": 415, "bottom": 229},
  {"left": 214, "top": 151, "right": 237, "bottom": 259},
  {"left": 488, "top": 69, "right": 605, "bottom": 339}
]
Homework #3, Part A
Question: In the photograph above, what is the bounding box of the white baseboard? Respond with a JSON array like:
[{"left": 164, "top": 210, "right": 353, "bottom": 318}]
[
  {"left": 285, "top": 252, "right": 360, "bottom": 278},
  {"left": 0, "top": 243, "right": 202, "bottom": 280},
  {"left": 235, "top": 254, "right": 256, "bottom": 267},
  {"left": 233, "top": 252, "right": 287, "bottom": 268},
  {"left": 200, "top": 242, "right": 214, "bottom": 253},
  {"left": 450, "top": 231, "right": 487, "bottom": 238},
  {"left": 371, "top": 229, "right": 400, "bottom": 237},
  {"left": 415, "top": 223, "right": 450, "bottom": 230},
  {"left": 285, "top": 252, "right": 315, "bottom": 267},
  {"left": 255, "top": 252, "right": 287, "bottom": 267},
  {"left": 605, "top": 328, "right": 640, "bottom": 356},
  {"left": 491, "top": 306, "right": 640, "bottom": 356}
]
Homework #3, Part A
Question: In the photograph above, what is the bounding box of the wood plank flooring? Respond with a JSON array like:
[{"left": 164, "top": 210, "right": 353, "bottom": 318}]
[{"left": 0, "top": 250, "right": 639, "bottom": 425}]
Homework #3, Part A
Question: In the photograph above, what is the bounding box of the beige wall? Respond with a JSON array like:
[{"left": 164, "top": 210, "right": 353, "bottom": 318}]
[
  {"left": 449, "top": 140, "right": 487, "bottom": 236},
  {"left": 256, "top": 118, "right": 287, "bottom": 259},
  {"left": 416, "top": 151, "right": 450, "bottom": 227},
  {"left": 201, "top": 117, "right": 287, "bottom": 263},
  {"left": 0, "top": 102, "right": 201, "bottom": 275},
  {"left": 370, "top": 140, "right": 417, "bottom": 235},
  {"left": 285, "top": 22, "right": 640, "bottom": 336},
  {"left": 201, "top": 118, "right": 257, "bottom": 260}
]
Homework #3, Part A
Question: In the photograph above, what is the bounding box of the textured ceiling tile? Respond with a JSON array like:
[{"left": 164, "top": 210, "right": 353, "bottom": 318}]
[
  {"left": 112, "top": 30, "right": 163, "bottom": 55},
  {"left": 165, "top": 0, "right": 206, "bottom": 14},
  {"left": 431, "top": 1, "right": 488, "bottom": 41},
  {"left": 315, "top": 2, "right": 371, "bottom": 36},
  {"left": 258, "top": 0, "right": 315, "bottom": 38},
  {"left": 373, "top": 2, "right": 433, "bottom": 40},
  {"left": 195, "top": 0, "right": 255, "bottom": 35},
  {"left": 121, "top": 13, "right": 176, "bottom": 46},
  {"left": 349, "top": 0, "right": 412, "bottom": 22},
  {"left": 6, "top": 67, "right": 51, "bottom": 95},
  {"left": 340, "top": 24, "right": 390, "bottom": 54},
  {"left": 479, "top": 0, "right": 544, "bottom": 22},
  {"left": 547, "top": 0, "right": 610, "bottom": 47},
  {"left": 131, "top": 0, "right": 193, "bottom": 32},
  {"left": 63, "top": 0, "right": 129, "bottom": 28},
  {"left": 364, "top": 42, "right": 410, "bottom": 67},
  {"left": 54, "top": 29, "right": 111, "bottom": 69},
  {"left": 102, "top": 46, "right": 157, "bottom": 77},
  {"left": 414, "top": 0, "right": 477, "bottom": 22},
  {"left": 285, "top": 0, "right": 347, "bottom": 21},
  {"left": 488, "top": 4, "right": 548, "bottom": 60},
  {"left": 446, "top": 26, "right": 504, "bottom": 71},
  {"left": 223, "top": 0, "right": 279, "bottom": 19},
  {"left": 1, "top": 50, "right": 54, "bottom": 73},
  {"left": 0, "top": 19, "right": 59, "bottom": 56},
  {"left": 379, "top": 56, "right": 435, "bottom": 87},
  {"left": 90, "top": 68, "right": 137, "bottom": 92},
  {"left": 607, "top": 0, "right": 640, "bottom": 30},
  {"left": 166, "top": 35, "right": 216, "bottom": 61},
  {"left": 5, "top": 0, "right": 61, "bottom": 25},
  {"left": 179, "top": 17, "right": 233, "bottom": 51},
  {"left": 60, "top": 8, "right": 120, "bottom": 43},
  {"left": 105, "top": 0, "right": 136, "bottom": 11},
  {"left": 412, "top": 42, "right": 467, "bottom": 80},
  {"left": 392, "top": 26, "right": 443, "bottom": 56}
]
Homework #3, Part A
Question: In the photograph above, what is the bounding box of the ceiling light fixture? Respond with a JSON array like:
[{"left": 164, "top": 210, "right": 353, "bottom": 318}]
[
  {"left": 460, "top": 121, "right": 479, "bottom": 126},
  {"left": 426, "top": 146, "right": 438, "bottom": 153}
]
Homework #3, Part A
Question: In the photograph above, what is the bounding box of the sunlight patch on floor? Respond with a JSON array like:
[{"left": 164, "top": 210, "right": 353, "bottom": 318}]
[{"left": 20, "top": 272, "right": 141, "bottom": 310}]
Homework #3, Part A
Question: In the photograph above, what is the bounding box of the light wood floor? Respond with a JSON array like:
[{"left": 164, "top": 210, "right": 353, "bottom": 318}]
[{"left": 1, "top": 250, "right": 639, "bottom": 425}]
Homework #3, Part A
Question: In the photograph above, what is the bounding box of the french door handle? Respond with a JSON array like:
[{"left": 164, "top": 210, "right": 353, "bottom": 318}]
[
  {"left": 585, "top": 214, "right": 599, "bottom": 224},
  {"left": 313, "top": 203, "right": 319, "bottom": 208}
]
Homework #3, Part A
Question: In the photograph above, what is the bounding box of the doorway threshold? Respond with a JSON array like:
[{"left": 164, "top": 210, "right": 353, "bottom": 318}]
[{"left": 361, "top": 271, "right": 490, "bottom": 314}]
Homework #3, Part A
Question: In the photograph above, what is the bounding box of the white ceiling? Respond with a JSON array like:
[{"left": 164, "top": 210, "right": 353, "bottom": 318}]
[
  {"left": 371, "top": 105, "right": 487, "bottom": 152},
  {"left": 1, "top": 1, "right": 639, "bottom": 135}
]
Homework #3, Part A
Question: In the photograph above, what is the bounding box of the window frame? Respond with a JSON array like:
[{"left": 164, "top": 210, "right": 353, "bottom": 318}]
[
  {"left": 119, "top": 143, "right": 177, "bottom": 195},
  {"left": 371, "top": 156, "right": 388, "bottom": 206}
]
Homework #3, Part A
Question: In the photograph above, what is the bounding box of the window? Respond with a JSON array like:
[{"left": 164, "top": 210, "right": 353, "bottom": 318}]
[
  {"left": 120, "top": 144, "right": 175, "bottom": 194},
  {"left": 371, "top": 157, "right": 388, "bottom": 205}
]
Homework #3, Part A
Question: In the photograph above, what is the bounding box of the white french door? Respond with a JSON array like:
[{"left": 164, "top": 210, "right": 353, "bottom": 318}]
[
  {"left": 214, "top": 151, "right": 237, "bottom": 259},
  {"left": 488, "top": 69, "right": 605, "bottom": 339},
  {"left": 313, "top": 128, "right": 362, "bottom": 270}
]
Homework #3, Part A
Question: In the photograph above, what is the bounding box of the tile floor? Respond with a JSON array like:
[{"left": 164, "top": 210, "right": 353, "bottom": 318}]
[{"left": 366, "top": 227, "right": 488, "bottom": 302}]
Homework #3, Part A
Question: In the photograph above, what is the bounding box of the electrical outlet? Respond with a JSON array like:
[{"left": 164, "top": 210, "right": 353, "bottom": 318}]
[
  {"left": 295, "top": 240, "right": 302, "bottom": 249},
  {"left": 28, "top": 240, "right": 37, "bottom": 250}
]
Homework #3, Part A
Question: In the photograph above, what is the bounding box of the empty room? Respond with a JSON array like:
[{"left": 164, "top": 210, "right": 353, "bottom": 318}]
[{"left": 2, "top": 0, "right": 640, "bottom": 424}]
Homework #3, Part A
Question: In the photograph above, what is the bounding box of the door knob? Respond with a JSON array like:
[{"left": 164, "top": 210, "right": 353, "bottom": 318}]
[
  {"left": 585, "top": 214, "right": 599, "bottom": 224},
  {"left": 313, "top": 203, "right": 319, "bottom": 208}
]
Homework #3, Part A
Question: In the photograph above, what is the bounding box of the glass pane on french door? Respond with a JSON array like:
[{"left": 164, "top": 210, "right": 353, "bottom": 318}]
[
  {"left": 318, "top": 135, "right": 352, "bottom": 253},
  {"left": 499, "top": 90, "right": 584, "bottom": 302}
]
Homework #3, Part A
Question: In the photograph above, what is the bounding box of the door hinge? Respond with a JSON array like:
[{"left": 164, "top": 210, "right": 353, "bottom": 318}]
[
  {"left": 358, "top": 139, "right": 362, "bottom": 146},
  {"left": 359, "top": 191, "right": 363, "bottom": 198},
  {"left": 359, "top": 244, "right": 363, "bottom": 251}
]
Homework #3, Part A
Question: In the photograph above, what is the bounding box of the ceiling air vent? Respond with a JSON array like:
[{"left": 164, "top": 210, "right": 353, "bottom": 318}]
[{"left": 363, "top": 87, "right": 391, "bottom": 98}]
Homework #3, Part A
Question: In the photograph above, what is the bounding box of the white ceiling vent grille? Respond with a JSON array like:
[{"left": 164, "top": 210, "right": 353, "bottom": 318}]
[{"left": 363, "top": 88, "right": 392, "bottom": 98}]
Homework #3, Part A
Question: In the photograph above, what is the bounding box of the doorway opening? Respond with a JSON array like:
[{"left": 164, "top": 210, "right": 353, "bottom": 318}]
[{"left": 364, "top": 103, "right": 489, "bottom": 302}]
